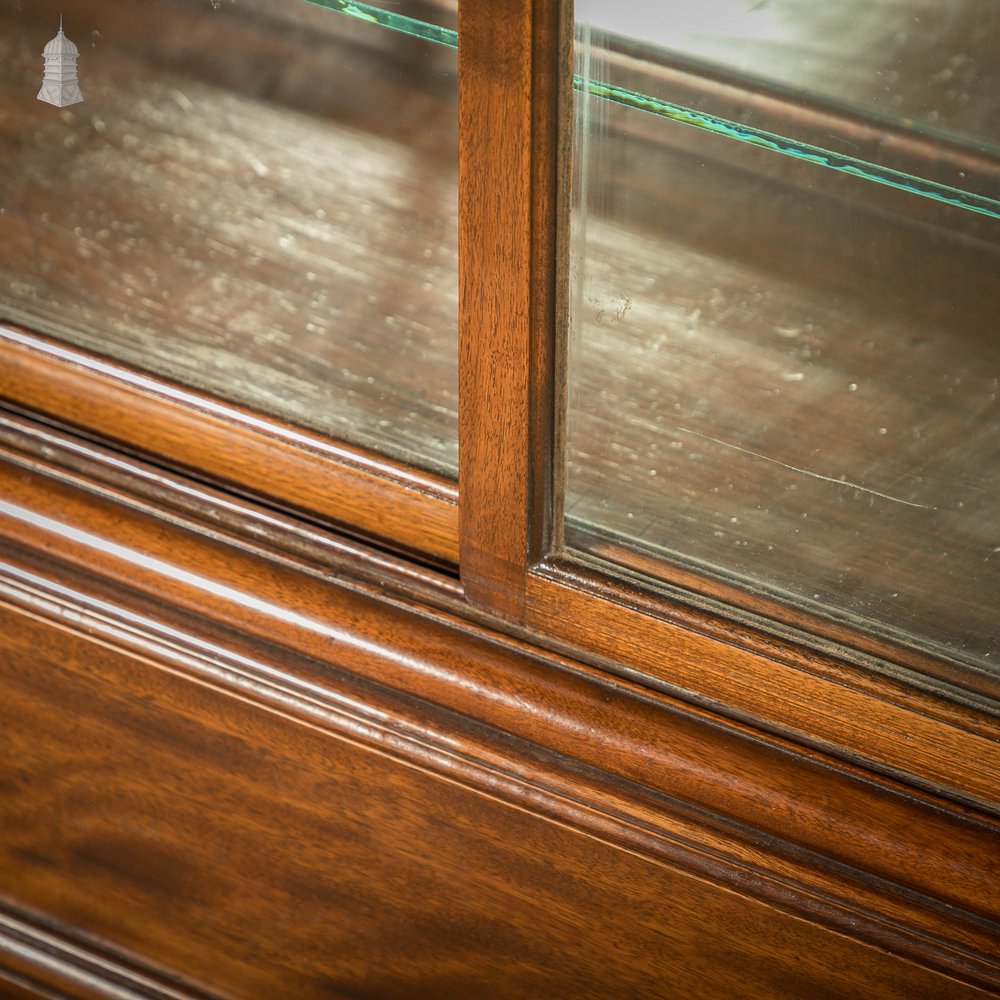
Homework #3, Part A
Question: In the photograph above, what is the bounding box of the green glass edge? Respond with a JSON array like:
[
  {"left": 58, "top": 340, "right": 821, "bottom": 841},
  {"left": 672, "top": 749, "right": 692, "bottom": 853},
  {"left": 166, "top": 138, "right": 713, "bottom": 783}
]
[
  {"left": 302, "top": 1, "right": 998, "bottom": 221},
  {"left": 301, "top": 0, "right": 457, "bottom": 47}
]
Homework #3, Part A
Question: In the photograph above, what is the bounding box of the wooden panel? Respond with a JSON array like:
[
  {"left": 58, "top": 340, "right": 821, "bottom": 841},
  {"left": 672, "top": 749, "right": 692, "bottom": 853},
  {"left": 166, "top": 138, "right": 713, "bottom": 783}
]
[
  {"left": 0, "top": 442, "right": 998, "bottom": 994},
  {"left": 1, "top": 600, "right": 996, "bottom": 999}
]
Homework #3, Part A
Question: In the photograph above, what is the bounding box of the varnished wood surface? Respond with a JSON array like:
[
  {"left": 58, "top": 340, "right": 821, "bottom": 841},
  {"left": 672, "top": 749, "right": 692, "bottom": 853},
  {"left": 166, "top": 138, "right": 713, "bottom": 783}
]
[
  {"left": 457, "top": 0, "right": 571, "bottom": 621},
  {"left": 2, "top": 602, "right": 994, "bottom": 999},
  {"left": 0, "top": 406, "right": 462, "bottom": 601},
  {"left": 0, "top": 325, "right": 460, "bottom": 565},
  {"left": 457, "top": 0, "right": 535, "bottom": 618},
  {"left": 0, "top": 903, "right": 224, "bottom": 1000},
  {"left": 5, "top": 402, "right": 996, "bottom": 806},
  {"left": 1, "top": 439, "right": 999, "bottom": 972},
  {"left": 0, "top": 0, "right": 459, "bottom": 478},
  {"left": 525, "top": 562, "right": 1000, "bottom": 811}
]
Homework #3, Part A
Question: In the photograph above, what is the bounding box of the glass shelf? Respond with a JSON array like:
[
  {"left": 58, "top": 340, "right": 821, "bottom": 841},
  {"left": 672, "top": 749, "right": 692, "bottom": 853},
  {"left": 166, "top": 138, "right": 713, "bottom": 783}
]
[
  {"left": 303, "top": 0, "right": 456, "bottom": 46},
  {"left": 575, "top": 0, "right": 1000, "bottom": 160},
  {"left": 0, "top": 0, "right": 459, "bottom": 477}
]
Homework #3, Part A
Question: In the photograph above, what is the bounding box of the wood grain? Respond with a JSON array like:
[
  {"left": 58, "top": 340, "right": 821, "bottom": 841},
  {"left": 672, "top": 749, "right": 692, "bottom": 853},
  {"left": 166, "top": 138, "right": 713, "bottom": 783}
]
[
  {"left": 4, "top": 598, "right": 996, "bottom": 998},
  {"left": 458, "top": 0, "right": 567, "bottom": 619},
  {"left": 1, "top": 446, "right": 999, "bottom": 969},
  {"left": 2, "top": 502, "right": 1000, "bottom": 997},
  {"left": 0, "top": 326, "right": 459, "bottom": 565},
  {"left": 526, "top": 563, "right": 1000, "bottom": 811}
]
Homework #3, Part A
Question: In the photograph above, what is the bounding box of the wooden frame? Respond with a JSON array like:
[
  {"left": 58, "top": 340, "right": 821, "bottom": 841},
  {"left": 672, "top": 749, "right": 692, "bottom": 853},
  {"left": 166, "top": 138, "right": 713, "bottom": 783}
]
[
  {"left": 0, "top": 324, "right": 459, "bottom": 565},
  {"left": 0, "top": 0, "right": 993, "bottom": 805},
  {"left": 458, "top": 0, "right": 569, "bottom": 618},
  {"left": 456, "top": 0, "right": 1000, "bottom": 814},
  {"left": 1, "top": 3, "right": 999, "bottom": 994}
]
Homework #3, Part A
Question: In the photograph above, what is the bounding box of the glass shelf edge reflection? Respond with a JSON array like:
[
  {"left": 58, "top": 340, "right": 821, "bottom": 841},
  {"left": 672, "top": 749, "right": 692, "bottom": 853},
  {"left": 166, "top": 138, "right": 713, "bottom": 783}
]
[{"left": 301, "top": 0, "right": 457, "bottom": 48}]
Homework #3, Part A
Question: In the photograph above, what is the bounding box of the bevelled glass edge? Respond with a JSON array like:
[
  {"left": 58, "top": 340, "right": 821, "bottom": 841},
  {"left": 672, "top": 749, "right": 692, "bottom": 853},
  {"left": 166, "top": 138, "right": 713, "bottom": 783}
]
[{"left": 301, "top": 0, "right": 457, "bottom": 48}]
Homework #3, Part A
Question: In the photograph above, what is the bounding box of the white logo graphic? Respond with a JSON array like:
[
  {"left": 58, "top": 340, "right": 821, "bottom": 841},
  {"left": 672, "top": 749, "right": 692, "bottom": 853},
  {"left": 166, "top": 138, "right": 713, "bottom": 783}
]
[{"left": 38, "top": 16, "right": 83, "bottom": 108}]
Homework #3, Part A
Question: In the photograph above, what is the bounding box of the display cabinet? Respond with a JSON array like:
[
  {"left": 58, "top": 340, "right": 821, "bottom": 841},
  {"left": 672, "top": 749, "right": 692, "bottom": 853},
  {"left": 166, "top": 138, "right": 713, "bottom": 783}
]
[{"left": 1, "top": 1, "right": 997, "bottom": 996}]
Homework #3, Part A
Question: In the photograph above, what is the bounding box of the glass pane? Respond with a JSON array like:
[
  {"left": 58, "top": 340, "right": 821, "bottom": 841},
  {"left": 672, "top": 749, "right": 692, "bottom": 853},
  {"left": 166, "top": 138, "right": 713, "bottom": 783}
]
[
  {"left": 0, "top": 0, "right": 458, "bottom": 477},
  {"left": 566, "top": 6, "right": 1000, "bottom": 681}
]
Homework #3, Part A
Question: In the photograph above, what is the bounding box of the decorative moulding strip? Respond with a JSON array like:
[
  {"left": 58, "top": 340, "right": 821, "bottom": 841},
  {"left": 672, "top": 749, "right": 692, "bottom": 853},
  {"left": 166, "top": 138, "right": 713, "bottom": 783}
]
[
  {"left": 525, "top": 564, "right": 1000, "bottom": 814},
  {"left": 0, "top": 324, "right": 459, "bottom": 565},
  {"left": 0, "top": 410, "right": 462, "bottom": 605},
  {"left": 0, "top": 902, "right": 227, "bottom": 1000}
]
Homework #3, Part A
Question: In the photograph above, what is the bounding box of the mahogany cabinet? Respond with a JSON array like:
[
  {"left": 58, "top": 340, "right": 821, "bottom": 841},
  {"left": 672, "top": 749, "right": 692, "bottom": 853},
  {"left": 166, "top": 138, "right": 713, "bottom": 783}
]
[{"left": 1, "top": 1, "right": 998, "bottom": 997}]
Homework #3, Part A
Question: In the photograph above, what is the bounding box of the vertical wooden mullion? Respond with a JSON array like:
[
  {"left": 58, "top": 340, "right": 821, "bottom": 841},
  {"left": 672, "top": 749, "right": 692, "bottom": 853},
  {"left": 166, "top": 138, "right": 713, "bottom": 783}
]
[{"left": 458, "top": 0, "right": 568, "bottom": 621}]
